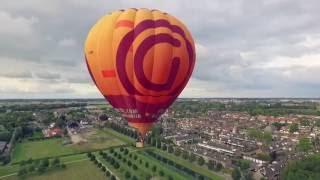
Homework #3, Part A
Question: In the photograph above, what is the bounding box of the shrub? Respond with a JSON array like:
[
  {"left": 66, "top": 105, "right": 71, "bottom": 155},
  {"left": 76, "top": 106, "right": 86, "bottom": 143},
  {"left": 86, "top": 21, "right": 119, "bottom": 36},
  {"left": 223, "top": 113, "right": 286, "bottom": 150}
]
[{"left": 106, "top": 170, "right": 111, "bottom": 177}]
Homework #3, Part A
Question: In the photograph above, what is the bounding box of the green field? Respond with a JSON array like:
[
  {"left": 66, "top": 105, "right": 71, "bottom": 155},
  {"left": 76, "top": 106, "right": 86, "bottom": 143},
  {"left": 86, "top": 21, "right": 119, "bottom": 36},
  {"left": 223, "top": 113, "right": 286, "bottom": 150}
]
[
  {"left": 12, "top": 138, "right": 75, "bottom": 163},
  {"left": 2, "top": 160, "right": 106, "bottom": 180},
  {"left": 12, "top": 129, "right": 127, "bottom": 163}
]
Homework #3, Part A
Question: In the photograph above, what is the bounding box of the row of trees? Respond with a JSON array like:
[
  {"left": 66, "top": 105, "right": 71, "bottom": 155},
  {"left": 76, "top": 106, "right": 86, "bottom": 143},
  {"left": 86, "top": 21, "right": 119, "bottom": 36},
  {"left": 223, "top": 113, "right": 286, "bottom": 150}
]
[
  {"left": 87, "top": 152, "right": 117, "bottom": 180},
  {"left": 107, "top": 122, "right": 138, "bottom": 139},
  {"left": 145, "top": 136, "right": 224, "bottom": 172},
  {"left": 145, "top": 150, "right": 208, "bottom": 180},
  {"left": 18, "top": 157, "right": 66, "bottom": 177}
]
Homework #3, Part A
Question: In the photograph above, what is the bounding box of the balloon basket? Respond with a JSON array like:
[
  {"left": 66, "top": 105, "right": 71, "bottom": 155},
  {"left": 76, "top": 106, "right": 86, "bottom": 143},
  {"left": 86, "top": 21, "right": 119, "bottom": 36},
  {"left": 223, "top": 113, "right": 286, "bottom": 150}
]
[{"left": 136, "top": 141, "right": 144, "bottom": 148}]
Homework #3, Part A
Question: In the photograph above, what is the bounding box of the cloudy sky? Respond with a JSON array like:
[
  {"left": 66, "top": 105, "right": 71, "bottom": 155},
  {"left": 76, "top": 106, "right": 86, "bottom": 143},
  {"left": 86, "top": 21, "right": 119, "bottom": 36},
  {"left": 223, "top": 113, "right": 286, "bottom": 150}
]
[{"left": 0, "top": 0, "right": 319, "bottom": 99}]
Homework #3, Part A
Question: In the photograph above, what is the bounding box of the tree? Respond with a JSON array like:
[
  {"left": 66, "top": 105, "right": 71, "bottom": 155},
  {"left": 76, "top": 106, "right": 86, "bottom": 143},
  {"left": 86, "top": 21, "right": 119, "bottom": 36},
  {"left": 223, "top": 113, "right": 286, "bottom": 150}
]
[
  {"left": 168, "top": 145, "right": 174, "bottom": 153},
  {"left": 237, "top": 160, "right": 250, "bottom": 170},
  {"left": 207, "top": 160, "right": 216, "bottom": 170},
  {"left": 182, "top": 151, "right": 189, "bottom": 160},
  {"left": 125, "top": 171, "right": 131, "bottom": 178},
  {"left": 282, "top": 154, "right": 320, "bottom": 180},
  {"left": 189, "top": 153, "right": 196, "bottom": 162},
  {"left": 131, "top": 176, "right": 138, "bottom": 180},
  {"left": 102, "top": 166, "right": 106, "bottom": 172},
  {"left": 256, "top": 153, "right": 272, "bottom": 162},
  {"left": 198, "top": 157, "right": 205, "bottom": 166},
  {"left": 133, "top": 164, "right": 138, "bottom": 170},
  {"left": 232, "top": 168, "right": 241, "bottom": 180},
  {"left": 300, "top": 119, "right": 310, "bottom": 126},
  {"left": 174, "top": 148, "right": 181, "bottom": 156},
  {"left": 152, "top": 165, "right": 157, "bottom": 172},
  {"left": 145, "top": 161, "right": 149, "bottom": 168},
  {"left": 124, "top": 148, "right": 129, "bottom": 155},
  {"left": 297, "top": 137, "right": 313, "bottom": 152},
  {"left": 162, "top": 144, "right": 167, "bottom": 151},
  {"left": 28, "top": 165, "right": 35, "bottom": 172},
  {"left": 106, "top": 170, "right": 111, "bottom": 177},
  {"left": 41, "top": 159, "right": 49, "bottom": 168},
  {"left": 156, "top": 140, "right": 162, "bottom": 149},
  {"left": 52, "top": 157, "right": 60, "bottom": 167},
  {"left": 289, "top": 123, "right": 299, "bottom": 133},
  {"left": 216, "top": 162, "right": 223, "bottom": 171},
  {"left": 37, "top": 166, "right": 46, "bottom": 174},
  {"left": 159, "top": 170, "right": 164, "bottom": 176},
  {"left": 111, "top": 175, "right": 116, "bottom": 180},
  {"left": 114, "top": 162, "right": 120, "bottom": 169}
]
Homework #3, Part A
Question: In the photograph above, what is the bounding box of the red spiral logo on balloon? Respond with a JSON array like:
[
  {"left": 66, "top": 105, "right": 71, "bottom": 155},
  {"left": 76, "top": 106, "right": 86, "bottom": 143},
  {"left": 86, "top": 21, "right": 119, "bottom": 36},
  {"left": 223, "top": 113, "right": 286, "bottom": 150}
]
[{"left": 116, "top": 19, "right": 195, "bottom": 96}]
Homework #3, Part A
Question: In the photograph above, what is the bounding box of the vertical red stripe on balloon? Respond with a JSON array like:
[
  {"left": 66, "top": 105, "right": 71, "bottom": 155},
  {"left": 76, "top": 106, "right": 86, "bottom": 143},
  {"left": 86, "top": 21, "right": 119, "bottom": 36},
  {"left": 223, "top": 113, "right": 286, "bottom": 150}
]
[
  {"left": 102, "top": 69, "right": 116, "bottom": 77},
  {"left": 116, "top": 20, "right": 134, "bottom": 28}
]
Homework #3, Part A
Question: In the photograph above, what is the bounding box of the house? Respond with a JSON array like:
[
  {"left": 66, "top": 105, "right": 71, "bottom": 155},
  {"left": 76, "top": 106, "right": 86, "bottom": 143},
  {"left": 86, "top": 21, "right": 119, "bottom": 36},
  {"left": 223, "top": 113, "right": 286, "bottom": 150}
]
[{"left": 47, "top": 128, "right": 63, "bottom": 137}]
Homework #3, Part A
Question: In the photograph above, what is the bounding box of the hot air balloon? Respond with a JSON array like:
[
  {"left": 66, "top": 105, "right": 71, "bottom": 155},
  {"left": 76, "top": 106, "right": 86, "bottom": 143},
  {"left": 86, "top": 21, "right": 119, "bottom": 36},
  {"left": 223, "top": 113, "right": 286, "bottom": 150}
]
[{"left": 84, "top": 8, "right": 195, "bottom": 147}]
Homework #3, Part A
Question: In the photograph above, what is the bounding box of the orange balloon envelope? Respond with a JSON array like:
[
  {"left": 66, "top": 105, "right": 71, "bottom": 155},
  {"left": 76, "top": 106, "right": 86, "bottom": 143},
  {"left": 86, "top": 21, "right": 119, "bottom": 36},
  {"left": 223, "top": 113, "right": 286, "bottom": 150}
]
[{"left": 84, "top": 8, "right": 195, "bottom": 137}]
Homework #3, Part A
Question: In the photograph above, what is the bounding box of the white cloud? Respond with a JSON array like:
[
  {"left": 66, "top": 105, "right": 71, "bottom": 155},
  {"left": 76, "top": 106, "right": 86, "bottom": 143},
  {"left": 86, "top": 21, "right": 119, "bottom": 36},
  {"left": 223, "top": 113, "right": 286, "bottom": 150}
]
[
  {"left": 58, "top": 38, "right": 76, "bottom": 47},
  {"left": 0, "top": 11, "right": 37, "bottom": 37}
]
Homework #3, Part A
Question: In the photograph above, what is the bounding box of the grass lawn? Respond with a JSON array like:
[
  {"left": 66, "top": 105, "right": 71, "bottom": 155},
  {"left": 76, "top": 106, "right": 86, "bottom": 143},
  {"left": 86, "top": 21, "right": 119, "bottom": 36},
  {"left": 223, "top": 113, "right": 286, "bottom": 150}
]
[
  {"left": 152, "top": 148, "right": 224, "bottom": 180},
  {"left": 2, "top": 160, "right": 106, "bottom": 180},
  {"left": 11, "top": 129, "right": 128, "bottom": 163},
  {"left": 0, "top": 164, "right": 19, "bottom": 177},
  {"left": 12, "top": 138, "right": 76, "bottom": 163}
]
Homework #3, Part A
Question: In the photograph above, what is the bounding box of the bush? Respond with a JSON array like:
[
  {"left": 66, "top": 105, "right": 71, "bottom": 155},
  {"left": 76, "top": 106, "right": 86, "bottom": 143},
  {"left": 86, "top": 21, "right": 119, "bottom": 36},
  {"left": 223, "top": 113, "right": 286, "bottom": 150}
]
[
  {"left": 110, "top": 148, "right": 114, "bottom": 153},
  {"left": 120, "top": 147, "right": 124, "bottom": 152},
  {"left": 102, "top": 166, "right": 106, "bottom": 172},
  {"left": 133, "top": 155, "right": 137, "bottom": 160},
  {"left": 60, "top": 163, "right": 66, "bottom": 169},
  {"left": 145, "top": 162, "right": 149, "bottom": 168},
  {"left": 131, "top": 175, "right": 138, "bottom": 180},
  {"left": 106, "top": 170, "right": 111, "bottom": 177}
]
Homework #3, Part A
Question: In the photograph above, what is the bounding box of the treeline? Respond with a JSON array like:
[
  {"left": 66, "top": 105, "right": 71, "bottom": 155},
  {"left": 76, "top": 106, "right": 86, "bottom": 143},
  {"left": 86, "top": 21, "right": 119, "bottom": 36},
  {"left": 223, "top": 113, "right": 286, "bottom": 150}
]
[
  {"left": 227, "top": 102, "right": 320, "bottom": 116},
  {"left": 17, "top": 157, "right": 66, "bottom": 177},
  {"left": 0, "top": 103, "right": 87, "bottom": 112},
  {"left": 281, "top": 154, "right": 320, "bottom": 180},
  {"left": 87, "top": 152, "right": 117, "bottom": 180},
  {"left": 107, "top": 122, "right": 138, "bottom": 139}
]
